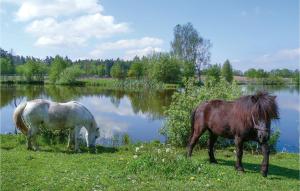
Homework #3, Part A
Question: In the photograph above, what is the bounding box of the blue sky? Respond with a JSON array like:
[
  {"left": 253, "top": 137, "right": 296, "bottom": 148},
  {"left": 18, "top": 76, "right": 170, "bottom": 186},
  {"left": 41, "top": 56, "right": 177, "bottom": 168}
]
[{"left": 0, "top": 0, "right": 299, "bottom": 71}]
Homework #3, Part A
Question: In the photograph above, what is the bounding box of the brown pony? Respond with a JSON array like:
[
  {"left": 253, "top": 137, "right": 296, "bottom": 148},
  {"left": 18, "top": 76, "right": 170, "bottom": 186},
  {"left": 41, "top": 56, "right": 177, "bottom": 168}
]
[{"left": 187, "top": 91, "right": 279, "bottom": 177}]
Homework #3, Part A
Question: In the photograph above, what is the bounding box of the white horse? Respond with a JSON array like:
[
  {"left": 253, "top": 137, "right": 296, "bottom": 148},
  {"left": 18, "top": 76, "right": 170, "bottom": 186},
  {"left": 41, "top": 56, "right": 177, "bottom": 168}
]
[{"left": 13, "top": 99, "right": 100, "bottom": 152}]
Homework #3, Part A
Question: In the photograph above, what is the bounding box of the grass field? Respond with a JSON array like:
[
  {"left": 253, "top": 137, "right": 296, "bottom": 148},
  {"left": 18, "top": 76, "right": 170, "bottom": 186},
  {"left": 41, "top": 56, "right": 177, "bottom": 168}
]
[{"left": 1, "top": 135, "right": 299, "bottom": 191}]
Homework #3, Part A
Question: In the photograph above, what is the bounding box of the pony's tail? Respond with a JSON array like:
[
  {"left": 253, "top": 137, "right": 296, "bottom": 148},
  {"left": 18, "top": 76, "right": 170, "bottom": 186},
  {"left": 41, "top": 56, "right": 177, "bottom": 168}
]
[{"left": 13, "top": 102, "right": 28, "bottom": 135}]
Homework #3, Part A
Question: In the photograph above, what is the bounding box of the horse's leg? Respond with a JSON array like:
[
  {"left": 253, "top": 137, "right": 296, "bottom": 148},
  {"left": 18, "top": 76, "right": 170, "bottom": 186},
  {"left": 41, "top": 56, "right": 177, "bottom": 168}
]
[
  {"left": 74, "top": 126, "right": 82, "bottom": 153},
  {"left": 187, "top": 124, "right": 206, "bottom": 157},
  {"left": 260, "top": 142, "right": 270, "bottom": 177},
  {"left": 208, "top": 132, "right": 218, "bottom": 163},
  {"left": 27, "top": 133, "right": 33, "bottom": 150},
  {"left": 27, "top": 126, "right": 39, "bottom": 151},
  {"left": 234, "top": 136, "right": 244, "bottom": 172},
  {"left": 67, "top": 129, "right": 75, "bottom": 150}
]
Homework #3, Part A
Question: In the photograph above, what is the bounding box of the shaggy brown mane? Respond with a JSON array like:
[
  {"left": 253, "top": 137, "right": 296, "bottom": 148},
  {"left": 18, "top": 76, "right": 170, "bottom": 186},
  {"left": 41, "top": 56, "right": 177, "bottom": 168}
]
[{"left": 234, "top": 91, "right": 279, "bottom": 125}]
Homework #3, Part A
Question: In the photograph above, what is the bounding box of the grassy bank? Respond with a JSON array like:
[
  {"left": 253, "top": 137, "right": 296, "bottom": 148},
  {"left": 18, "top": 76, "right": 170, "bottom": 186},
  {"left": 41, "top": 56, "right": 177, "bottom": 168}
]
[
  {"left": 0, "top": 76, "right": 178, "bottom": 90},
  {"left": 1, "top": 135, "right": 299, "bottom": 191}
]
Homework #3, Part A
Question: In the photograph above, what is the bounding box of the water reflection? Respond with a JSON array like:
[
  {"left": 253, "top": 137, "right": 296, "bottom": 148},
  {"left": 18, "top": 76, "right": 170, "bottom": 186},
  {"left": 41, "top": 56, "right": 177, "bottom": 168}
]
[
  {"left": 0, "top": 84, "right": 174, "bottom": 144},
  {"left": 0, "top": 84, "right": 299, "bottom": 152}
]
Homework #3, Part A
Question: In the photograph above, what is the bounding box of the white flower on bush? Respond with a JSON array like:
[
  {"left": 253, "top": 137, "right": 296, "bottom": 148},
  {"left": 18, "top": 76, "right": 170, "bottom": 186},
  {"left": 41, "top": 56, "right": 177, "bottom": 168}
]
[
  {"left": 166, "top": 148, "right": 171, "bottom": 153},
  {"left": 140, "top": 145, "right": 144, "bottom": 148},
  {"left": 133, "top": 155, "right": 138, "bottom": 159},
  {"left": 157, "top": 149, "right": 161, "bottom": 154},
  {"left": 162, "top": 158, "right": 165, "bottom": 163},
  {"left": 135, "top": 147, "right": 140, "bottom": 152}
]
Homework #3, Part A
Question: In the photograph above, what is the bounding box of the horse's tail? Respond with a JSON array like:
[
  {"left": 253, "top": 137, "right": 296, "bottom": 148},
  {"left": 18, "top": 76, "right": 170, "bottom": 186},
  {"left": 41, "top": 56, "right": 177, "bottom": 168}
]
[{"left": 13, "top": 102, "right": 28, "bottom": 135}]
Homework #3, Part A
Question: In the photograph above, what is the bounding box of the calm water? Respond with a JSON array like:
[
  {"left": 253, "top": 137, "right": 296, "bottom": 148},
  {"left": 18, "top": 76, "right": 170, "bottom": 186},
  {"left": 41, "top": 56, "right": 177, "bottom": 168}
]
[{"left": 0, "top": 84, "right": 299, "bottom": 152}]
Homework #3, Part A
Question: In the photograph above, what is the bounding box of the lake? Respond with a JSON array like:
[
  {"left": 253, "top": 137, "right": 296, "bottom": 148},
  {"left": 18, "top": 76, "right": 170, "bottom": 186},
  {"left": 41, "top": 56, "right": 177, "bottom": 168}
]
[{"left": 0, "top": 84, "right": 299, "bottom": 152}]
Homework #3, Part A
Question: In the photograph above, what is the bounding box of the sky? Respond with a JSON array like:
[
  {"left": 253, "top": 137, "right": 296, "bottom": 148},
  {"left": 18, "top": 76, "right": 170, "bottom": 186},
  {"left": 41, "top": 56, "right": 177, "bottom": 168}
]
[{"left": 0, "top": 0, "right": 299, "bottom": 71}]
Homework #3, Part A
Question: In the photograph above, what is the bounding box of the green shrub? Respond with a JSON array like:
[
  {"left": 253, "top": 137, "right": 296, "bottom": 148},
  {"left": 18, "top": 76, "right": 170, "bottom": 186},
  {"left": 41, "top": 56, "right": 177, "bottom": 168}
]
[
  {"left": 161, "top": 77, "right": 242, "bottom": 147},
  {"left": 122, "top": 133, "right": 131, "bottom": 145},
  {"left": 57, "top": 65, "right": 82, "bottom": 84}
]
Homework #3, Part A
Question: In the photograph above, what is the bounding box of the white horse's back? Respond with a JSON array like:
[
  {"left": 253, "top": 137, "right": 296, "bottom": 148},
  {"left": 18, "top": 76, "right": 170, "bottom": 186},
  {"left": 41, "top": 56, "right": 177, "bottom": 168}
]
[{"left": 23, "top": 99, "right": 95, "bottom": 130}]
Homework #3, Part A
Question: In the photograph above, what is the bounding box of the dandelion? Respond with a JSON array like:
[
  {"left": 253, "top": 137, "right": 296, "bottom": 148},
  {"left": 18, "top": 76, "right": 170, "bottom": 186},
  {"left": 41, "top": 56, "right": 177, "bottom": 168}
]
[
  {"left": 133, "top": 155, "right": 138, "bottom": 159},
  {"left": 190, "top": 176, "right": 195, "bottom": 181},
  {"left": 135, "top": 147, "right": 140, "bottom": 152},
  {"left": 166, "top": 148, "right": 170, "bottom": 153}
]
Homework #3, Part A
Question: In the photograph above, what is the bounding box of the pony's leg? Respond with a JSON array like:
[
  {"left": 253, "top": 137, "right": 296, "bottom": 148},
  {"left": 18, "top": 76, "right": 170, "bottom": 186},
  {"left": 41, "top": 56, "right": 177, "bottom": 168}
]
[
  {"left": 234, "top": 136, "right": 244, "bottom": 172},
  {"left": 187, "top": 124, "right": 206, "bottom": 157},
  {"left": 260, "top": 142, "right": 270, "bottom": 177},
  {"left": 208, "top": 133, "right": 218, "bottom": 163},
  {"left": 67, "top": 129, "right": 75, "bottom": 150},
  {"left": 27, "top": 134, "right": 33, "bottom": 150},
  {"left": 27, "top": 127, "right": 39, "bottom": 151},
  {"left": 74, "top": 126, "right": 82, "bottom": 153}
]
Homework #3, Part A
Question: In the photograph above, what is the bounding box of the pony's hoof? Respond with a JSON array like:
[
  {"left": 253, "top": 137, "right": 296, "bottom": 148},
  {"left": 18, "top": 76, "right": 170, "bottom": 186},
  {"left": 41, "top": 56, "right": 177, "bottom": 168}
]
[
  {"left": 75, "top": 149, "right": 82, "bottom": 153},
  {"left": 261, "top": 171, "right": 268, "bottom": 177},
  {"left": 27, "top": 147, "right": 34, "bottom": 151},
  {"left": 235, "top": 166, "right": 244, "bottom": 172}
]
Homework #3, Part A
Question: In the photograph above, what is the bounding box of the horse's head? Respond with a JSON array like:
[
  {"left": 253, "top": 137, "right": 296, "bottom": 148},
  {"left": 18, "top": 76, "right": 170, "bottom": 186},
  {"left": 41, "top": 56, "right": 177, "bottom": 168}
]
[
  {"left": 252, "top": 115, "right": 270, "bottom": 143},
  {"left": 86, "top": 126, "right": 100, "bottom": 148},
  {"left": 250, "top": 91, "right": 279, "bottom": 143}
]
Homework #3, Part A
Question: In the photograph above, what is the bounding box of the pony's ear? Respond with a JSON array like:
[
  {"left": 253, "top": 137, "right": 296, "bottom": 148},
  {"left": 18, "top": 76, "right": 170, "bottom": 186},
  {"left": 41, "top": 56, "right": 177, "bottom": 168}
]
[{"left": 251, "top": 95, "right": 258, "bottom": 103}]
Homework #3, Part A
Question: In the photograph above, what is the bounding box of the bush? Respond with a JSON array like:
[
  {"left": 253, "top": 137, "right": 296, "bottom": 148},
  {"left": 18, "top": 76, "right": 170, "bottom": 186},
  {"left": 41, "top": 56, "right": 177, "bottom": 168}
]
[
  {"left": 147, "top": 54, "right": 182, "bottom": 83},
  {"left": 110, "top": 62, "right": 127, "bottom": 79},
  {"left": 205, "top": 64, "right": 221, "bottom": 82},
  {"left": 161, "top": 77, "right": 242, "bottom": 147},
  {"left": 57, "top": 65, "right": 82, "bottom": 84}
]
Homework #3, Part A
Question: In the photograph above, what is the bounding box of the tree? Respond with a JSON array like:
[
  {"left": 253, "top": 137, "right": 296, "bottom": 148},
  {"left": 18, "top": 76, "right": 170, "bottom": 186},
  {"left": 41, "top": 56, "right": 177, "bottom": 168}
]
[
  {"left": 16, "top": 59, "right": 47, "bottom": 81},
  {"left": 171, "top": 22, "right": 211, "bottom": 79},
  {"left": 58, "top": 65, "right": 82, "bottom": 84},
  {"left": 128, "top": 60, "right": 144, "bottom": 79},
  {"left": 244, "top": 68, "right": 268, "bottom": 78},
  {"left": 49, "top": 55, "right": 69, "bottom": 83},
  {"left": 97, "top": 64, "right": 106, "bottom": 77},
  {"left": 206, "top": 64, "right": 221, "bottom": 82},
  {"left": 221, "top": 60, "right": 233, "bottom": 83},
  {"left": 110, "top": 61, "right": 126, "bottom": 79},
  {"left": 148, "top": 54, "right": 181, "bottom": 83},
  {"left": 0, "top": 57, "right": 15, "bottom": 74}
]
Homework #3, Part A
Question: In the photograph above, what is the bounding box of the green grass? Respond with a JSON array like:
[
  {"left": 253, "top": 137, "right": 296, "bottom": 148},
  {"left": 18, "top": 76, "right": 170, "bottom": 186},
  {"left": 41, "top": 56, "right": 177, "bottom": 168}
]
[{"left": 1, "top": 135, "right": 299, "bottom": 191}]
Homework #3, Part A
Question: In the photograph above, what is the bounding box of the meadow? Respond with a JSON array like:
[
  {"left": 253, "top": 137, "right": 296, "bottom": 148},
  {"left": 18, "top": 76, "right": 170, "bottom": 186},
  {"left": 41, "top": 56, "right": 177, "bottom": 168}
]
[{"left": 1, "top": 135, "right": 299, "bottom": 191}]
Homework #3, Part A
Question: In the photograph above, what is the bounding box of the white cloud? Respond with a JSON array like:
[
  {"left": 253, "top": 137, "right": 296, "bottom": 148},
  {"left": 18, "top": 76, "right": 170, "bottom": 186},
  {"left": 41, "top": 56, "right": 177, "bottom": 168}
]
[
  {"left": 255, "top": 48, "right": 300, "bottom": 64},
  {"left": 90, "top": 37, "right": 163, "bottom": 59},
  {"left": 96, "top": 37, "right": 163, "bottom": 50},
  {"left": 228, "top": 48, "right": 300, "bottom": 71},
  {"left": 26, "top": 14, "right": 129, "bottom": 46},
  {"left": 124, "top": 47, "right": 163, "bottom": 60},
  {"left": 9, "top": 0, "right": 129, "bottom": 47},
  {"left": 15, "top": 0, "right": 102, "bottom": 21}
]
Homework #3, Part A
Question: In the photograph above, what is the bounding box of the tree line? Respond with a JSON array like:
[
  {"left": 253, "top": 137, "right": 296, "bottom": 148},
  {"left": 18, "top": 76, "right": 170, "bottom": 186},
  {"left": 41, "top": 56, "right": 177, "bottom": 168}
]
[{"left": 1, "top": 22, "right": 298, "bottom": 85}]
